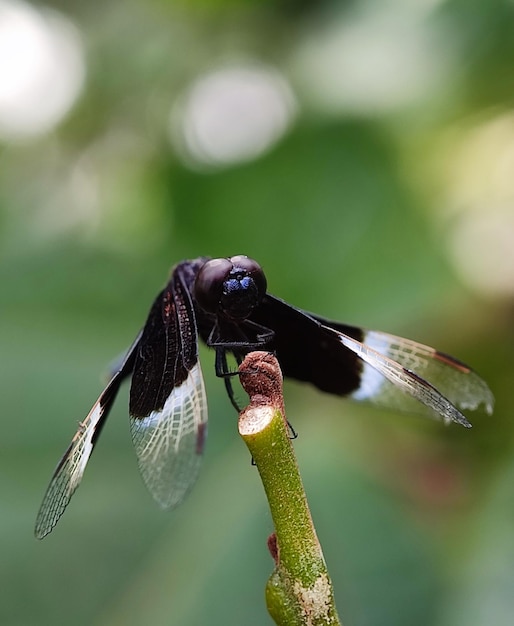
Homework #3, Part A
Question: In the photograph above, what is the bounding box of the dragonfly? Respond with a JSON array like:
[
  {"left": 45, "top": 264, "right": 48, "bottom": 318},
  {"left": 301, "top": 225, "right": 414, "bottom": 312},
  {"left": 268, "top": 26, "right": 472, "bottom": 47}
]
[{"left": 35, "top": 255, "right": 494, "bottom": 538}]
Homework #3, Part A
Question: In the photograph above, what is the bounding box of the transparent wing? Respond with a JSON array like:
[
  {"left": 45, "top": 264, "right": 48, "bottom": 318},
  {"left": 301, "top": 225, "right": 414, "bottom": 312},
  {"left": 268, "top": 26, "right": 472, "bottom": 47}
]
[
  {"left": 353, "top": 330, "right": 494, "bottom": 415},
  {"left": 34, "top": 401, "right": 105, "bottom": 539},
  {"left": 130, "top": 361, "right": 208, "bottom": 509},
  {"left": 328, "top": 327, "right": 493, "bottom": 426},
  {"left": 34, "top": 336, "right": 140, "bottom": 539}
]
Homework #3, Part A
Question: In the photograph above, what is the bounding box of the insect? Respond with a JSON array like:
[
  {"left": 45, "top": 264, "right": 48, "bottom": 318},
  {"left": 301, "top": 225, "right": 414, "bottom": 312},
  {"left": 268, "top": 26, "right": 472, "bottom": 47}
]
[{"left": 35, "top": 255, "right": 494, "bottom": 538}]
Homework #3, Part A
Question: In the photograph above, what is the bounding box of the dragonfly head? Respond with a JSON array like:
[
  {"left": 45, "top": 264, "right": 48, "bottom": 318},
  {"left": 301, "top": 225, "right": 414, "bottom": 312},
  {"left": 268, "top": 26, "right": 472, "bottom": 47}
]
[{"left": 194, "top": 255, "right": 267, "bottom": 321}]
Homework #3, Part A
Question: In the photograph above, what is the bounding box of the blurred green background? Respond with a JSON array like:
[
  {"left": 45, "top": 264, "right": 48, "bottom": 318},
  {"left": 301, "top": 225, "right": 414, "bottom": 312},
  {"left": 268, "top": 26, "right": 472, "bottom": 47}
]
[{"left": 1, "top": 0, "right": 513, "bottom": 624}]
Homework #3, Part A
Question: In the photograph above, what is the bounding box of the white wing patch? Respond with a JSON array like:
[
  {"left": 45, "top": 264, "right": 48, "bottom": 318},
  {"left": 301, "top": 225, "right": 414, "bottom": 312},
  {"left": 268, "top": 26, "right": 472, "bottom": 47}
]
[
  {"left": 130, "top": 362, "right": 208, "bottom": 509},
  {"left": 350, "top": 332, "right": 386, "bottom": 403},
  {"left": 34, "top": 400, "right": 105, "bottom": 539}
]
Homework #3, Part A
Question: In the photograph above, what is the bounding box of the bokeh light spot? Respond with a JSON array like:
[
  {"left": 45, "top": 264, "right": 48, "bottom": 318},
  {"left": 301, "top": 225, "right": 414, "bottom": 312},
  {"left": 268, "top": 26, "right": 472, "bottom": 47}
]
[
  {"left": 170, "top": 64, "right": 297, "bottom": 169},
  {"left": 440, "top": 113, "right": 514, "bottom": 298},
  {"left": 0, "top": 0, "right": 85, "bottom": 140},
  {"left": 292, "top": 6, "right": 450, "bottom": 116},
  {"left": 450, "top": 209, "right": 514, "bottom": 298}
]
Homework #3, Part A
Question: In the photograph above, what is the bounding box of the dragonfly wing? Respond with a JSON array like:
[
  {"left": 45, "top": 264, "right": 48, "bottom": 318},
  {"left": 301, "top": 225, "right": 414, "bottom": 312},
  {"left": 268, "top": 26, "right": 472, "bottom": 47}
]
[
  {"left": 251, "top": 295, "right": 493, "bottom": 424},
  {"left": 34, "top": 334, "right": 140, "bottom": 539},
  {"left": 349, "top": 329, "right": 494, "bottom": 416},
  {"left": 130, "top": 361, "right": 207, "bottom": 508},
  {"left": 323, "top": 327, "right": 481, "bottom": 427},
  {"left": 129, "top": 263, "right": 208, "bottom": 509}
]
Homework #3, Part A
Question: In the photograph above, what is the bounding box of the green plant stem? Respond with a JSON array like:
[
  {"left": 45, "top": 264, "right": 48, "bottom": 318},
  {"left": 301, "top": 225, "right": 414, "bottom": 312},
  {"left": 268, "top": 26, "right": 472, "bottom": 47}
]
[{"left": 238, "top": 352, "right": 342, "bottom": 626}]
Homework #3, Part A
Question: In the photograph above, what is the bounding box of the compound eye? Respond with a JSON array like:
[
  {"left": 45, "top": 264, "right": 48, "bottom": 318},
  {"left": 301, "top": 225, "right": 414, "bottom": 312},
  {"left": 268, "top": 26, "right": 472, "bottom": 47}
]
[
  {"left": 194, "top": 258, "right": 233, "bottom": 313},
  {"left": 229, "top": 255, "right": 267, "bottom": 298}
]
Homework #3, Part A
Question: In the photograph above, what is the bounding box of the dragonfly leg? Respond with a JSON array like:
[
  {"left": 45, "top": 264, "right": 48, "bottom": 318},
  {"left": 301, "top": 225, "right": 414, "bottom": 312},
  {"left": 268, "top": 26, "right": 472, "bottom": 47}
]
[{"left": 215, "top": 348, "right": 242, "bottom": 412}]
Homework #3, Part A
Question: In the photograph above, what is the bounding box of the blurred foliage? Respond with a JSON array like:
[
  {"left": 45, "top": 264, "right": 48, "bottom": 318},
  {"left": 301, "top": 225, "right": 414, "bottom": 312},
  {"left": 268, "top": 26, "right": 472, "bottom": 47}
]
[{"left": 1, "top": 0, "right": 513, "bottom": 625}]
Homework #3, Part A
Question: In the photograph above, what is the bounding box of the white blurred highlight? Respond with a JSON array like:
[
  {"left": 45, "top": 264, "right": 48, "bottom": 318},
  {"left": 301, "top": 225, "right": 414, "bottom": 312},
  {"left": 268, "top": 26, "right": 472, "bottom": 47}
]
[
  {"left": 450, "top": 210, "right": 514, "bottom": 298},
  {"left": 0, "top": 0, "right": 85, "bottom": 140},
  {"left": 292, "top": 6, "right": 450, "bottom": 115},
  {"left": 442, "top": 113, "right": 514, "bottom": 298},
  {"left": 170, "top": 65, "right": 297, "bottom": 169}
]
